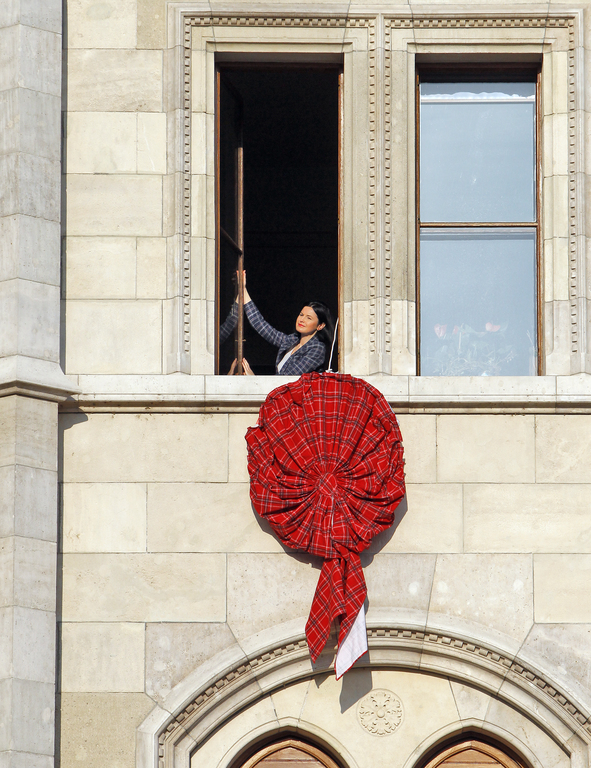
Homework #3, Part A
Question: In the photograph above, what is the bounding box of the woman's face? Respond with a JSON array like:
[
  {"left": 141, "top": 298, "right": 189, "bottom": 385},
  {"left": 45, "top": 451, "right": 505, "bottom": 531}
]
[{"left": 296, "top": 306, "right": 324, "bottom": 336}]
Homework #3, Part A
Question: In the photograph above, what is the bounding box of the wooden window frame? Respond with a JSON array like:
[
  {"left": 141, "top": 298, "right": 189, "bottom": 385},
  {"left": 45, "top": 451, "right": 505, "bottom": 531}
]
[
  {"left": 237, "top": 737, "right": 344, "bottom": 768},
  {"left": 420, "top": 738, "right": 529, "bottom": 768},
  {"left": 415, "top": 63, "right": 543, "bottom": 376}
]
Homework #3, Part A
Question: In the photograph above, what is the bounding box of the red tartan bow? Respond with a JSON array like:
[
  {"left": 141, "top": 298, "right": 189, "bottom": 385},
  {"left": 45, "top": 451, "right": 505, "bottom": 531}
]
[{"left": 246, "top": 373, "right": 405, "bottom": 663}]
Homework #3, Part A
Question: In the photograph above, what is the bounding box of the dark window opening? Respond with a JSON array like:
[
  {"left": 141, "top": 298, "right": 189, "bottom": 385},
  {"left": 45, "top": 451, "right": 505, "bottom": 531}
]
[{"left": 216, "top": 65, "right": 340, "bottom": 375}]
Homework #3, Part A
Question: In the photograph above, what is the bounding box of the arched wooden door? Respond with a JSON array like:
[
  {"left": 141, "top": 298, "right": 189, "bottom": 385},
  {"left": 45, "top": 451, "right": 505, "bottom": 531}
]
[
  {"left": 422, "top": 739, "right": 527, "bottom": 768},
  {"left": 239, "top": 738, "right": 342, "bottom": 768}
]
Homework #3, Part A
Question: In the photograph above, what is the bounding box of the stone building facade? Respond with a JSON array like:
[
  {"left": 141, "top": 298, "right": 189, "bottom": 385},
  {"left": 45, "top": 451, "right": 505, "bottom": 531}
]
[{"left": 3, "top": 1, "right": 591, "bottom": 768}]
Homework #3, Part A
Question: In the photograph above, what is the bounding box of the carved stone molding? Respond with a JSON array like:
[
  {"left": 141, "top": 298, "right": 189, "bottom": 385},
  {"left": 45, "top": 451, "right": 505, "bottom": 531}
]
[
  {"left": 182, "top": 14, "right": 376, "bottom": 368},
  {"left": 156, "top": 625, "right": 591, "bottom": 768},
  {"left": 182, "top": 18, "right": 192, "bottom": 359},
  {"left": 566, "top": 19, "right": 578, "bottom": 354},
  {"left": 383, "top": 13, "right": 578, "bottom": 360},
  {"left": 180, "top": 13, "right": 579, "bottom": 368}
]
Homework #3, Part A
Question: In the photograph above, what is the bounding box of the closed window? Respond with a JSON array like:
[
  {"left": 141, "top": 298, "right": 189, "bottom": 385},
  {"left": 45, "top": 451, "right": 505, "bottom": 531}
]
[
  {"left": 417, "top": 68, "right": 540, "bottom": 376},
  {"left": 237, "top": 738, "right": 343, "bottom": 768}
]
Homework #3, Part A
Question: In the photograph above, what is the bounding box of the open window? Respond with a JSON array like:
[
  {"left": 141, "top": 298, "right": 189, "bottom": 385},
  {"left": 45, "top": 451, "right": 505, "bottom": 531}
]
[
  {"left": 417, "top": 66, "right": 541, "bottom": 376},
  {"left": 216, "top": 65, "right": 341, "bottom": 375}
]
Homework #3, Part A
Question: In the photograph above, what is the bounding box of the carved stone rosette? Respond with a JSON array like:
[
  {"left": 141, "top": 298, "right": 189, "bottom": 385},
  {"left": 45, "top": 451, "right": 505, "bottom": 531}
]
[{"left": 357, "top": 688, "right": 404, "bottom": 736}]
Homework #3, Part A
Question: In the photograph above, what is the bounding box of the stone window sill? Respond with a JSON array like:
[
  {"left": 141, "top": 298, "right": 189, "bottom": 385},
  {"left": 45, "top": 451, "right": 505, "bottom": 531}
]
[{"left": 63, "top": 373, "right": 591, "bottom": 412}]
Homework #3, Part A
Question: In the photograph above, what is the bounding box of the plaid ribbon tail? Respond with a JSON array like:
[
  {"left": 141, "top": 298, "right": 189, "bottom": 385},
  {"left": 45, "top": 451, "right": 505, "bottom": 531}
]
[{"left": 305, "top": 550, "right": 368, "bottom": 665}]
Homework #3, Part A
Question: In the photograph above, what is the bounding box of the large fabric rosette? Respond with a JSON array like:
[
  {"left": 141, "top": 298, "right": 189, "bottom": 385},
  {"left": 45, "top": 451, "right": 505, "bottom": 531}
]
[{"left": 246, "top": 373, "right": 405, "bottom": 678}]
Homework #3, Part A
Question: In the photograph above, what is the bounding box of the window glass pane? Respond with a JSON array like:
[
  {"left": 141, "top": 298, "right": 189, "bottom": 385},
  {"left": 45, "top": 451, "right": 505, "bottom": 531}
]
[
  {"left": 420, "top": 228, "right": 537, "bottom": 376},
  {"left": 420, "top": 82, "right": 536, "bottom": 222}
]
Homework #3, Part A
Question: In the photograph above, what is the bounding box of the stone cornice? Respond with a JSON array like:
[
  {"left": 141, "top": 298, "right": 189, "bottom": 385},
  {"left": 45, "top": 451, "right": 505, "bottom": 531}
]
[
  {"left": 0, "top": 356, "right": 80, "bottom": 402},
  {"left": 62, "top": 373, "right": 591, "bottom": 412}
]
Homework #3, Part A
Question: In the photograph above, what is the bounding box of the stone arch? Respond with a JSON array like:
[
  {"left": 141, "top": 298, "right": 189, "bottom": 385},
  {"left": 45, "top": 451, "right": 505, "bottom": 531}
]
[{"left": 139, "top": 621, "right": 591, "bottom": 768}]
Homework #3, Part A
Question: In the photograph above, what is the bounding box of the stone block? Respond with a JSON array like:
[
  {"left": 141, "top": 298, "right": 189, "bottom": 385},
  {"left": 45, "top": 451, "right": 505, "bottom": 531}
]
[
  {"left": 137, "top": 113, "right": 167, "bottom": 174},
  {"left": 61, "top": 553, "right": 226, "bottom": 622},
  {"left": 0, "top": 606, "right": 55, "bottom": 683},
  {"left": 0, "top": 88, "right": 61, "bottom": 162},
  {"left": 67, "top": 0, "right": 137, "bottom": 49},
  {"left": 64, "top": 300, "right": 162, "bottom": 374},
  {"left": 430, "top": 554, "right": 533, "bottom": 643},
  {"left": 436, "top": 414, "right": 535, "bottom": 483},
  {"left": 465, "top": 483, "right": 591, "bottom": 552},
  {"left": 0, "top": 215, "right": 60, "bottom": 285},
  {"left": 228, "top": 413, "right": 258, "bottom": 483},
  {"left": 145, "top": 622, "right": 236, "bottom": 704},
  {"left": 0, "top": 279, "right": 60, "bottom": 361},
  {"left": 60, "top": 622, "right": 144, "bottom": 692},
  {"left": 137, "top": 0, "right": 166, "bottom": 49},
  {"left": 551, "top": 51, "right": 569, "bottom": 115},
  {"left": 392, "top": 414, "right": 436, "bottom": 484},
  {"left": 449, "top": 680, "right": 491, "bottom": 722},
  {"left": 0, "top": 465, "right": 57, "bottom": 541},
  {"left": 66, "top": 175, "right": 163, "bottom": 237},
  {"left": 0, "top": 537, "right": 56, "bottom": 611},
  {"left": 59, "top": 692, "right": 153, "bottom": 768},
  {"left": 147, "top": 482, "right": 282, "bottom": 553},
  {"left": 364, "top": 553, "right": 436, "bottom": 614},
  {"left": 61, "top": 412, "right": 228, "bottom": 483},
  {"left": 522, "top": 624, "right": 591, "bottom": 693},
  {"left": 14, "top": 607, "right": 54, "bottom": 684},
  {"left": 63, "top": 237, "right": 136, "bottom": 299},
  {"left": 534, "top": 555, "right": 591, "bottom": 622},
  {"left": 550, "top": 112, "right": 569, "bottom": 177},
  {"left": 65, "top": 112, "right": 137, "bottom": 173},
  {"left": 373, "top": 484, "right": 462, "bottom": 553},
  {"left": 66, "top": 49, "right": 162, "bottom": 112},
  {"left": 485, "top": 694, "right": 571, "bottom": 768},
  {"left": 549, "top": 174, "right": 569, "bottom": 241},
  {"left": 0, "top": 153, "right": 60, "bottom": 221},
  {"left": 0, "top": 751, "right": 53, "bottom": 768},
  {"left": 0, "top": 397, "right": 57, "bottom": 472},
  {"left": 227, "top": 553, "right": 320, "bottom": 640},
  {"left": 190, "top": 111, "right": 207, "bottom": 177},
  {"left": 191, "top": 173, "right": 207, "bottom": 240},
  {"left": 0, "top": 25, "right": 60, "bottom": 96},
  {"left": 136, "top": 237, "right": 167, "bottom": 298},
  {"left": 535, "top": 415, "right": 591, "bottom": 483},
  {"left": 0, "top": 0, "right": 61, "bottom": 33},
  {"left": 0, "top": 678, "right": 54, "bottom": 754},
  {"left": 62, "top": 483, "right": 146, "bottom": 553},
  {"left": 552, "top": 237, "right": 569, "bottom": 302}
]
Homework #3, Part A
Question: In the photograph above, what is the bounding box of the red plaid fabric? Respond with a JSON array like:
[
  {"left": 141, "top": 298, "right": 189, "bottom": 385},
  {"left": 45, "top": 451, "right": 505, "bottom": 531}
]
[{"left": 246, "top": 373, "right": 405, "bottom": 664}]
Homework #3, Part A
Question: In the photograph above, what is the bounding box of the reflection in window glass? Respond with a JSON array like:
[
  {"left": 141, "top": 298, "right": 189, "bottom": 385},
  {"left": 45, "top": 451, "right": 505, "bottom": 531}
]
[
  {"left": 420, "top": 83, "right": 536, "bottom": 222},
  {"left": 420, "top": 229, "right": 537, "bottom": 376}
]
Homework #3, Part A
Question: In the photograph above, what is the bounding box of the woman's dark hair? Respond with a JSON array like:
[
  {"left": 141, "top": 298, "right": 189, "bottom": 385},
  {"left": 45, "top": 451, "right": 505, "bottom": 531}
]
[{"left": 299, "top": 301, "right": 335, "bottom": 370}]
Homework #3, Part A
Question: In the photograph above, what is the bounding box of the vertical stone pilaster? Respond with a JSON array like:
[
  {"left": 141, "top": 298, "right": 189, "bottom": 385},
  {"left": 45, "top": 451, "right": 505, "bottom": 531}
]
[
  {"left": 0, "top": 1, "right": 74, "bottom": 766},
  {"left": 0, "top": 397, "right": 59, "bottom": 768}
]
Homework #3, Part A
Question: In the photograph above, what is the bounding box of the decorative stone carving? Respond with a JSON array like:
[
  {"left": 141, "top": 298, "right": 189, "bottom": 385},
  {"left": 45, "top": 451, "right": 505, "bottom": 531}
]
[
  {"left": 157, "top": 624, "right": 591, "bottom": 768},
  {"left": 180, "top": 12, "right": 579, "bottom": 365},
  {"left": 357, "top": 688, "right": 403, "bottom": 735}
]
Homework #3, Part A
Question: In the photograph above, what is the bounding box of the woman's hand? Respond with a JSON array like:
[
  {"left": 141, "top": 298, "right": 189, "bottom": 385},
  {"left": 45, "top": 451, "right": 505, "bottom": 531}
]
[
  {"left": 227, "top": 357, "right": 255, "bottom": 376},
  {"left": 235, "top": 270, "right": 251, "bottom": 304}
]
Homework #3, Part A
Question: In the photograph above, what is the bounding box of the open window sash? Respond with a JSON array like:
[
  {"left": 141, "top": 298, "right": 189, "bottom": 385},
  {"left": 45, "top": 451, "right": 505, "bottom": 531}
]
[{"left": 216, "top": 69, "right": 246, "bottom": 374}]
